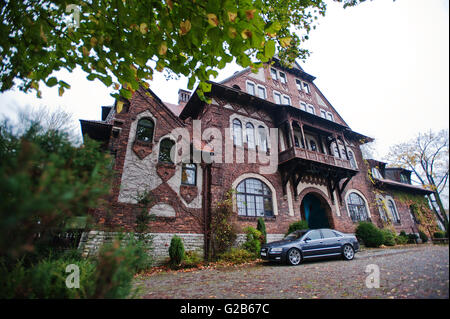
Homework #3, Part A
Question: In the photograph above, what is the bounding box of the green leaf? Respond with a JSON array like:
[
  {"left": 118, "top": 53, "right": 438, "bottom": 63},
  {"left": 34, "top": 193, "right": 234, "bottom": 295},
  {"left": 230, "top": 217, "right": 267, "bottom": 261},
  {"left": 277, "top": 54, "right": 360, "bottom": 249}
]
[
  {"left": 264, "top": 40, "right": 276, "bottom": 58},
  {"left": 46, "top": 77, "right": 58, "bottom": 87}
]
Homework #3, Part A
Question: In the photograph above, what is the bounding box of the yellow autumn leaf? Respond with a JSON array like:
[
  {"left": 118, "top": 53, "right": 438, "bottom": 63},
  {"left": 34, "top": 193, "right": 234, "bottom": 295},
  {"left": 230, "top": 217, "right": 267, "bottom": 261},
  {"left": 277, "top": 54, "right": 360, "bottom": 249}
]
[
  {"left": 207, "top": 13, "right": 219, "bottom": 27},
  {"left": 180, "top": 20, "right": 191, "bottom": 35},
  {"left": 90, "top": 37, "right": 98, "bottom": 47},
  {"left": 241, "top": 29, "right": 252, "bottom": 39},
  {"left": 140, "top": 23, "right": 148, "bottom": 34},
  {"left": 117, "top": 100, "right": 124, "bottom": 113},
  {"left": 82, "top": 46, "right": 90, "bottom": 57},
  {"left": 58, "top": 87, "right": 64, "bottom": 97},
  {"left": 279, "top": 37, "right": 291, "bottom": 48},
  {"left": 227, "top": 11, "right": 237, "bottom": 22},
  {"left": 159, "top": 42, "right": 168, "bottom": 55}
]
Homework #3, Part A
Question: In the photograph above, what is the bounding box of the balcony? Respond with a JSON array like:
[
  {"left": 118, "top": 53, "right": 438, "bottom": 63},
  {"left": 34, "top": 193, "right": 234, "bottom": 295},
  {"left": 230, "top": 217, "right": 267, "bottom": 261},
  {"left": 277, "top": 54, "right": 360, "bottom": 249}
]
[{"left": 279, "top": 146, "right": 355, "bottom": 171}]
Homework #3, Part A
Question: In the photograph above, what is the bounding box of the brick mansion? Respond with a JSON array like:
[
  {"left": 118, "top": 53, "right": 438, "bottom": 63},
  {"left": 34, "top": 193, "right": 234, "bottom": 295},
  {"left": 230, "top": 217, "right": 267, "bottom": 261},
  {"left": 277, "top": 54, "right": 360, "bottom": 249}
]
[{"left": 79, "top": 58, "right": 433, "bottom": 260}]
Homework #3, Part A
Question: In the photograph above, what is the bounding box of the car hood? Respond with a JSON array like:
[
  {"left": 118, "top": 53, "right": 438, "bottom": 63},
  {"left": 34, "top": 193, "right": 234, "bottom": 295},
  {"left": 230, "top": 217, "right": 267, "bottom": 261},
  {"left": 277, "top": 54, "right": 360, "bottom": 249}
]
[{"left": 263, "top": 239, "right": 293, "bottom": 248}]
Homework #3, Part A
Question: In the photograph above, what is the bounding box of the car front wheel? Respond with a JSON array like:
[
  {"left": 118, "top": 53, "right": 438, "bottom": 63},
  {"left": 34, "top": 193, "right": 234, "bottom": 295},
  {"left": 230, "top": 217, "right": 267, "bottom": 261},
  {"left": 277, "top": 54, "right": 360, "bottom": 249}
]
[
  {"left": 287, "top": 248, "right": 302, "bottom": 266},
  {"left": 342, "top": 244, "right": 355, "bottom": 260}
]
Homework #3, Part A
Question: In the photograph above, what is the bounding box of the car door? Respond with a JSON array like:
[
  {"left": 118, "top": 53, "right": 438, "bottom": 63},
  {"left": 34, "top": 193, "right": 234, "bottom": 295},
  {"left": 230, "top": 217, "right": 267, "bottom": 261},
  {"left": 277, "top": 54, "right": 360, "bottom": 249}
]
[
  {"left": 320, "top": 229, "right": 342, "bottom": 255},
  {"left": 300, "top": 230, "right": 325, "bottom": 258}
]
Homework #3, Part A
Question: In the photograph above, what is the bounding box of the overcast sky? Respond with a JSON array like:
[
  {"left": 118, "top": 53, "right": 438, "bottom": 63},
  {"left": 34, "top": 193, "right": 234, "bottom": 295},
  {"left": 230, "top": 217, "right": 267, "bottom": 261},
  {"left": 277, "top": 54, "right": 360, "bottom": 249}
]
[{"left": 0, "top": 0, "right": 448, "bottom": 162}]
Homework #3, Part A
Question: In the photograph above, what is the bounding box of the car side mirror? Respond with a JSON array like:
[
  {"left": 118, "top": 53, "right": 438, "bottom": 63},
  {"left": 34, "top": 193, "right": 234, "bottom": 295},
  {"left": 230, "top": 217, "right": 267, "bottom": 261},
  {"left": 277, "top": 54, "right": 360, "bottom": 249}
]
[{"left": 304, "top": 237, "right": 311, "bottom": 242}]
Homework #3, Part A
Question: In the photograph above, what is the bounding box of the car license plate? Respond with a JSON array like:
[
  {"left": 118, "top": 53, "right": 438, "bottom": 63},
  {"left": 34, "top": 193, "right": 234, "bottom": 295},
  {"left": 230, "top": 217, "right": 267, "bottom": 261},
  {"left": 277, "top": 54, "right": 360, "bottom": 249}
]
[{"left": 260, "top": 252, "right": 266, "bottom": 256}]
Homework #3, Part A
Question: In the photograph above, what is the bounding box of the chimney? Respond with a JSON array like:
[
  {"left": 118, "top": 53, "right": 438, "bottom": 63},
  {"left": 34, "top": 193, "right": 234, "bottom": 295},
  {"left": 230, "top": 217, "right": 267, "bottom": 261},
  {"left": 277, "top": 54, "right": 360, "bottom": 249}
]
[{"left": 178, "top": 89, "right": 191, "bottom": 105}]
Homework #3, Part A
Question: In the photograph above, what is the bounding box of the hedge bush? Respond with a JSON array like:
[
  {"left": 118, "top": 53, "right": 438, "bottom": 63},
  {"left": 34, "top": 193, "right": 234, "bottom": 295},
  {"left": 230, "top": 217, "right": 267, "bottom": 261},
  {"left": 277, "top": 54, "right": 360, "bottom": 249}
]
[
  {"left": 242, "top": 227, "right": 262, "bottom": 256},
  {"left": 418, "top": 231, "right": 428, "bottom": 243},
  {"left": 168, "top": 235, "right": 185, "bottom": 265},
  {"left": 433, "top": 231, "right": 446, "bottom": 239},
  {"left": 395, "top": 233, "right": 408, "bottom": 245},
  {"left": 355, "top": 222, "right": 384, "bottom": 248},
  {"left": 218, "top": 248, "right": 255, "bottom": 264},
  {"left": 407, "top": 233, "right": 418, "bottom": 244},
  {"left": 380, "top": 229, "right": 396, "bottom": 246},
  {"left": 286, "top": 220, "right": 309, "bottom": 236}
]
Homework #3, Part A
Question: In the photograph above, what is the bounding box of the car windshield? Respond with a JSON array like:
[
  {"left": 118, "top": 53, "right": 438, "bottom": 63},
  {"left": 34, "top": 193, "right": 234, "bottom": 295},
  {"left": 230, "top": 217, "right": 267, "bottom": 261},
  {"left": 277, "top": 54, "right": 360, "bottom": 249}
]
[{"left": 284, "top": 230, "right": 308, "bottom": 240}]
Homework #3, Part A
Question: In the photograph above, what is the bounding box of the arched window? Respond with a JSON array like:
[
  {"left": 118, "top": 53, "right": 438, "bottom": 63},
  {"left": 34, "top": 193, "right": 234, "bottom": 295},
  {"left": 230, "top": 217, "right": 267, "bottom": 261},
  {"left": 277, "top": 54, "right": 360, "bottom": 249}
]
[
  {"left": 236, "top": 178, "right": 273, "bottom": 217},
  {"left": 347, "top": 192, "right": 369, "bottom": 223},
  {"left": 376, "top": 197, "right": 389, "bottom": 222},
  {"left": 136, "top": 118, "right": 154, "bottom": 142},
  {"left": 258, "top": 125, "right": 268, "bottom": 152},
  {"left": 387, "top": 199, "right": 400, "bottom": 224},
  {"left": 158, "top": 138, "right": 175, "bottom": 163},
  {"left": 348, "top": 150, "right": 357, "bottom": 169},
  {"left": 246, "top": 123, "right": 255, "bottom": 149},
  {"left": 232, "top": 119, "right": 242, "bottom": 146},
  {"left": 181, "top": 163, "right": 196, "bottom": 185}
]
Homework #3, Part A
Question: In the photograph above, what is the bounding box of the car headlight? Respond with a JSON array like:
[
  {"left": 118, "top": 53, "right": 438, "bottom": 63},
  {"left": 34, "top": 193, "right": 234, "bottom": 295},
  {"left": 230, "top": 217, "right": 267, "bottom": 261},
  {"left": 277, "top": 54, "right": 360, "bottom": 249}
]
[{"left": 270, "top": 247, "right": 283, "bottom": 253}]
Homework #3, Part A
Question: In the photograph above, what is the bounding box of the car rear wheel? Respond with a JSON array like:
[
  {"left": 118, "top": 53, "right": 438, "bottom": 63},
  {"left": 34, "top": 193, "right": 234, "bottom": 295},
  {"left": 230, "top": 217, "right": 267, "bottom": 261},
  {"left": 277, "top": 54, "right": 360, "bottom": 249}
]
[
  {"left": 287, "top": 248, "right": 302, "bottom": 265},
  {"left": 342, "top": 244, "right": 355, "bottom": 260}
]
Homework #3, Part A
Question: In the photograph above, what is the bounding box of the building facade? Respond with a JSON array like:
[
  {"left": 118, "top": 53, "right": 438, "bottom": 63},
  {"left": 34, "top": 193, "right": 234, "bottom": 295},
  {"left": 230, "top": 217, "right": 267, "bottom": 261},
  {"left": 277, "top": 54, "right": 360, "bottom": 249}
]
[{"left": 79, "top": 59, "right": 433, "bottom": 261}]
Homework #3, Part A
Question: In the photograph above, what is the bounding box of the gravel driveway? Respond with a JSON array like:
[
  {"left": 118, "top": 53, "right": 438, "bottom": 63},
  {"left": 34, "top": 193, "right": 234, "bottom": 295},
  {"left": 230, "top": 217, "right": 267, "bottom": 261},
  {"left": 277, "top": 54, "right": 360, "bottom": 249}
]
[{"left": 133, "top": 245, "right": 449, "bottom": 299}]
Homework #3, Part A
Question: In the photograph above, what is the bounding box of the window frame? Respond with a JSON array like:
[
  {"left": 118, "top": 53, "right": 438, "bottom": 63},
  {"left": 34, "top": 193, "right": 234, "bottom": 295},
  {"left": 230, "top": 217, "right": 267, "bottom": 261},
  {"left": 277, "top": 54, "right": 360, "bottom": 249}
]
[
  {"left": 246, "top": 81, "right": 256, "bottom": 96},
  {"left": 181, "top": 163, "right": 197, "bottom": 186},
  {"left": 303, "top": 82, "right": 311, "bottom": 94},
  {"left": 387, "top": 199, "right": 401, "bottom": 224},
  {"left": 279, "top": 71, "right": 287, "bottom": 84},
  {"left": 273, "top": 91, "right": 282, "bottom": 104},
  {"left": 270, "top": 68, "right": 278, "bottom": 81},
  {"left": 236, "top": 178, "right": 274, "bottom": 217},
  {"left": 257, "top": 85, "right": 267, "bottom": 99},
  {"left": 246, "top": 122, "right": 256, "bottom": 149},
  {"left": 282, "top": 95, "right": 291, "bottom": 105},
  {"left": 232, "top": 118, "right": 243, "bottom": 146},
  {"left": 135, "top": 118, "right": 155, "bottom": 143},
  {"left": 346, "top": 192, "right": 370, "bottom": 223},
  {"left": 158, "top": 138, "right": 176, "bottom": 164}
]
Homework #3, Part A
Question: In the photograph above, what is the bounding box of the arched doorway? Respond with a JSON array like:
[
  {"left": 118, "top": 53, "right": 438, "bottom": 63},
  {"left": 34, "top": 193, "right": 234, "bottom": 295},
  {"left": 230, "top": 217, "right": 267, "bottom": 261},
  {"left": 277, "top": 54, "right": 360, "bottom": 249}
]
[{"left": 300, "top": 193, "right": 331, "bottom": 229}]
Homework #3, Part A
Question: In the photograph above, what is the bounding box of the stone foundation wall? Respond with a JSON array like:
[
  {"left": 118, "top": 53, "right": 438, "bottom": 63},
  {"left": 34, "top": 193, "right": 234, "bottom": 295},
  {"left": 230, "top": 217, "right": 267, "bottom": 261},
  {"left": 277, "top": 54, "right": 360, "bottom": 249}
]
[
  {"left": 78, "top": 231, "right": 285, "bottom": 265},
  {"left": 78, "top": 231, "right": 204, "bottom": 265}
]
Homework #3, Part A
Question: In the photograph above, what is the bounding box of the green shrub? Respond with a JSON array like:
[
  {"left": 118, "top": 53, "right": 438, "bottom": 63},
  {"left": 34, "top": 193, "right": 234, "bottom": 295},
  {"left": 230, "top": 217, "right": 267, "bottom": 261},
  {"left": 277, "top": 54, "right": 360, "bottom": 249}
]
[
  {"left": 418, "top": 231, "right": 428, "bottom": 243},
  {"left": 257, "top": 217, "right": 267, "bottom": 245},
  {"left": 168, "top": 235, "right": 185, "bottom": 265},
  {"left": 123, "top": 235, "right": 153, "bottom": 273},
  {"left": 92, "top": 240, "right": 137, "bottom": 299},
  {"left": 407, "top": 233, "right": 418, "bottom": 244},
  {"left": 218, "top": 248, "right": 255, "bottom": 264},
  {"left": 433, "top": 231, "right": 446, "bottom": 239},
  {"left": 241, "top": 227, "right": 262, "bottom": 256},
  {"left": 395, "top": 235, "right": 408, "bottom": 245},
  {"left": 0, "top": 257, "right": 97, "bottom": 299},
  {"left": 380, "top": 229, "right": 396, "bottom": 246},
  {"left": 355, "top": 222, "right": 384, "bottom": 248},
  {"left": 286, "top": 220, "right": 309, "bottom": 235},
  {"left": 182, "top": 251, "right": 203, "bottom": 268}
]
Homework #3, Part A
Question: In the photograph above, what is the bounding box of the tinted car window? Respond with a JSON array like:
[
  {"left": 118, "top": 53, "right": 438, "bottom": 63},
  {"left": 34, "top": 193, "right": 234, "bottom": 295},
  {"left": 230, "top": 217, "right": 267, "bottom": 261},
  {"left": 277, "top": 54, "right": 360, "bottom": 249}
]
[
  {"left": 321, "top": 229, "right": 336, "bottom": 239},
  {"left": 285, "top": 230, "right": 308, "bottom": 240},
  {"left": 306, "top": 230, "right": 322, "bottom": 240},
  {"left": 333, "top": 231, "right": 343, "bottom": 237}
]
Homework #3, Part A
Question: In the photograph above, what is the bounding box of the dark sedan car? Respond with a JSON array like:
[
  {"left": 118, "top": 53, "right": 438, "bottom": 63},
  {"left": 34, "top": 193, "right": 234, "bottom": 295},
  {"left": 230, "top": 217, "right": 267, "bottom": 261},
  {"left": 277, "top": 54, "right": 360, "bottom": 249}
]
[{"left": 260, "top": 228, "right": 360, "bottom": 265}]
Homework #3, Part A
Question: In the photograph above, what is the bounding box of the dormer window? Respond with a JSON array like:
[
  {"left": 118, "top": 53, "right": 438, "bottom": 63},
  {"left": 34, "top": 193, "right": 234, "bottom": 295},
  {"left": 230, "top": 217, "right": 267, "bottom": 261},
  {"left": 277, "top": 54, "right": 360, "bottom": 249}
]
[
  {"left": 307, "top": 105, "right": 315, "bottom": 115},
  {"left": 371, "top": 167, "right": 383, "bottom": 179},
  {"left": 303, "top": 82, "right": 311, "bottom": 94},
  {"left": 400, "top": 174, "right": 409, "bottom": 184},
  {"left": 246, "top": 81, "right": 255, "bottom": 95},
  {"left": 295, "top": 79, "right": 302, "bottom": 91},
  {"left": 270, "top": 68, "right": 278, "bottom": 80},
  {"left": 282, "top": 95, "right": 291, "bottom": 105},
  {"left": 257, "top": 86, "right": 266, "bottom": 99},
  {"left": 273, "top": 92, "right": 282, "bottom": 104},
  {"left": 279, "top": 72, "right": 287, "bottom": 84}
]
